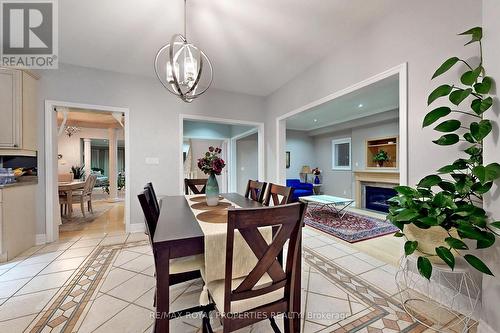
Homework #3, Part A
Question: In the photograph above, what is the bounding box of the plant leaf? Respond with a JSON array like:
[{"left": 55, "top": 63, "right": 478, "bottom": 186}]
[
  {"left": 438, "top": 181, "right": 456, "bottom": 192},
  {"left": 461, "top": 67, "right": 482, "bottom": 86},
  {"left": 485, "top": 163, "right": 500, "bottom": 182},
  {"left": 437, "top": 165, "right": 456, "bottom": 173},
  {"left": 459, "top": 27, "right": 483, "bottom": 45},
  {"left": 394, "top": 186, "right": 416, "bottom": 196},
  {"left": 396, "top": 209, "right": 420, "bottom": 222},
  {"left": 471, "top": 97, "right": 493, "bottom": 115},
  {"left": 433, "top": 134, "right": 459, "bottom": 146},
  {"left": 432, "top": 57, "right": 460, "bottom": 79},
  {"left": 418, "top": 175, "right": 442, "bottom": 188},
  {"left": 434, "top": 120, "right": 461, "bottom": 132},
  {"left": 417, "top": 257, "right": 433, "bottom": 280},
  {"left": 464, "top": 254, "right": 493, "bottom": 275},
  {"left": 445, "top": 237, "right": 469, "bottom": 250},
  {"left": 477, "top": 232, "right": 496, "bottom": 249},
  {"left": 472, "top": 181, "right": 493, "bottom": 194},
  {"left": 394, "top": 232, "right": 405, "bottom": 237},
  {"left": 470, "top": 120, "right": 492, "bottom": 141},
  {"left": 404, "top": 241, "right": 418, "bottom": 256},
  {"left": 463, "top": 132, "right": 476, "bottom": 143},
  {"left": 419, "top": 217, "right": 440, "bottom": 226},
  {"left": 491, "top": 222, "right": 500, "bottom": 229},
  {"left": 428, "top": 85, "right": 453, "bottom": 105},
  {"left": 449, "top": 88, "right": 472, "bottom": 106},
  {"left": 474, "top": 76, "right": 493, "bottom": 94},
  {"left": 423, "top": 107, "right": 452, "bottom": 127},
  {"left": 473, "top": 166, "right": 486, "bottom": 183},
  {"left": 436, "top": 246, "right": 455, "bottom": 270}
]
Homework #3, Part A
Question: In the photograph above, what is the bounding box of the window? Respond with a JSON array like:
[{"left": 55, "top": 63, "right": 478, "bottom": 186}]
[{"left": 332, "top": 138, "right": 351, "bottom": 170}]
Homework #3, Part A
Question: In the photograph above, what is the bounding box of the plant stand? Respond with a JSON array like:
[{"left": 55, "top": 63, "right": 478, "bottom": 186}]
[{"left": 395, "top": 255, "right": 480, "bottom": 332}]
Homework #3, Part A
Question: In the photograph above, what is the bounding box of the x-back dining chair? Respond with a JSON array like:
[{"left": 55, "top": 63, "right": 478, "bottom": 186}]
[
  {"left": 204, "top": 202, "right": 307, "bottom": 333},
  {"left": 185, "top": 178, "right": 207, "bottom": 195},
  {"left": 244, "top": 180, "right": 267, "bottom": 203},
  {"left": 263, "top": 183, "right": 294, "bottom": 207}
]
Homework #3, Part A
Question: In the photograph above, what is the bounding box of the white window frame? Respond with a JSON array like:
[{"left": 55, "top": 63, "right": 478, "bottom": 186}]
[{"left": 332, "top": 138, "right": 352, "bottom": 170}]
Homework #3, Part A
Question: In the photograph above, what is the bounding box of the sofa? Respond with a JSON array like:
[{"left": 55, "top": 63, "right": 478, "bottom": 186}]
[{"left": 286, "top": 179, "right": 314, "bottom": 202}]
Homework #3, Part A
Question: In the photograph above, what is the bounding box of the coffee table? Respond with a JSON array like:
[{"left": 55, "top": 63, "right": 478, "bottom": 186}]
[{"left": 299, "top": 195, "right": 354, "bottom": 219}]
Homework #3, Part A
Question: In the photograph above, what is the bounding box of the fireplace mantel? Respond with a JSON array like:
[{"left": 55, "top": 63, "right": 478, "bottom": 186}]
[{"left": 354, "top": 170, "right": 399, "bottom": 208}]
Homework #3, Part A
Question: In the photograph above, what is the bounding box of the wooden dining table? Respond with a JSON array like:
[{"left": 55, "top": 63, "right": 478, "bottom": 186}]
[
  {"left": 58, "top": 181, "right": 85, "bottom": 217},
  {"left": 152, "top": 193, "right": 302, "bottom": 332}
]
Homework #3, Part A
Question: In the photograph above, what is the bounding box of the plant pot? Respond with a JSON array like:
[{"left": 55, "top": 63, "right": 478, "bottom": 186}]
[
  {"left": 205, "top": 173, "right": 220, "bottom": 206},
  {"left": 377, "top": 160, "right": 384, "bottom": 167},
  {"left": 405, "top": 224, "right": 458, "bottom": 264}
]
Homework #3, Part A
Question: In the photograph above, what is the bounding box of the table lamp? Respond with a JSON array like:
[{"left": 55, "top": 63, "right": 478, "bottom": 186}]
[{"left": 300, "top": 165, "right": 312, "bottom": 183}]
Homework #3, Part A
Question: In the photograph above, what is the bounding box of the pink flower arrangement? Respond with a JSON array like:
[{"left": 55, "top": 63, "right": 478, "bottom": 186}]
[
  {"left": 312, "top": 168, "right": 321, "bottom": 176},
  {"left": 197, "top": 146, "right": 226, "bottom": 175}
]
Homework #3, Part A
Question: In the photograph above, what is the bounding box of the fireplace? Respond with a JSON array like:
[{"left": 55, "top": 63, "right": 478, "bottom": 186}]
[{"left": 363, "top": 185, "right": 397, "bottom": 213}]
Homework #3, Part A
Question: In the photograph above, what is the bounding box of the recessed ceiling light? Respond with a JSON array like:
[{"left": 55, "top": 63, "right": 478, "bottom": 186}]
[
  {"left": 313, "top": 119, "right": 318, "bottom": 122},
  {"left": 358, "top": 103, "right": 364, "bottom": 108}
]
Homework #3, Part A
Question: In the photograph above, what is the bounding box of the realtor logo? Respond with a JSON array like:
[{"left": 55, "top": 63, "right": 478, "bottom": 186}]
[{"left": 1, "top": 0, "right": 58, "bottom": 68}]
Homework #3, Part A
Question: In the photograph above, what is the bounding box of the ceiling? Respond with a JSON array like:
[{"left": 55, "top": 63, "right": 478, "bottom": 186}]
[
  {"left": 56, "top": 108, "right": 124, "bottom": 129},
  {"left": 59, "top": 0, "right": 396, "bottom": 96},
  {"left": 286, "top": 74, "right": 399, "bottom": 131}
]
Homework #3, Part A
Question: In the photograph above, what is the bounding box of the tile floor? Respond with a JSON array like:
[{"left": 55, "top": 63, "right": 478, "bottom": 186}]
[{"left": 0, "top": 228, "right": 476, "bottom": 333}]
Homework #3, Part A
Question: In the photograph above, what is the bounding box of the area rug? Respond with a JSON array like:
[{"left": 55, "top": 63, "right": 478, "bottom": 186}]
[
  {"left": 59, "top": 203, "right": 113, "bottom": 232},
  {"left": 304, "top": 208, "right": 399, "bottom": 243}
]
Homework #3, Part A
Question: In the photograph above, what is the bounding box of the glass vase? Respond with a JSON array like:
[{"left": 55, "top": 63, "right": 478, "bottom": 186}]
[{"left": 206, "top": 173, "right": 220, "bottom": 206}]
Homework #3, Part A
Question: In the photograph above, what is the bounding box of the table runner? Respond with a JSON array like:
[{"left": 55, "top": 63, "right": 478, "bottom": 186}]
[{"left": 185, "top": 195, "right": 272, "bottom": 286}]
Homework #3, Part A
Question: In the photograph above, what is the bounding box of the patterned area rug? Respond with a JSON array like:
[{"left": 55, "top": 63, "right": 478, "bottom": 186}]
[
  {"left": 305, "top": 208, "right": 399, "bottom": 243},
  {"left": 59, "top": 203, "right": 113, "bottom": 232}
]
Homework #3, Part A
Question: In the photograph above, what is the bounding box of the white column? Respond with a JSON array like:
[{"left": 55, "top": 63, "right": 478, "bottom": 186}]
[
  {"left": 83, "top": 138, "right": 92, "bottom": 180},
  {"left": 108, "top": 128, "right": 118, "bottom": 201}
]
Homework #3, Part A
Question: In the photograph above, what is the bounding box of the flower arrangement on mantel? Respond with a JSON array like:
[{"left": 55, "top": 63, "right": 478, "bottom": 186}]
[
  {"left": 387, "top": 27, "right": 500, "bottom": 279},
  {"left": 197, "top": 146, "right": 226, "bottom": 175}
]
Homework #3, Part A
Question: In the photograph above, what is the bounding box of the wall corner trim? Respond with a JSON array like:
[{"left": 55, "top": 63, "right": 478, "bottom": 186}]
[{"left": 35, "top": 234, "right": 47, "bottom": 245}]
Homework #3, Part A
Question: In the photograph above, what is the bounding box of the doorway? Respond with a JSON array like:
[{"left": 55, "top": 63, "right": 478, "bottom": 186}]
[
  {"left": 45, "top": 101, "right": 130, "bottom": 243},
  {"left": 179, "top": 115, "right": 264, "bottom": 194}
]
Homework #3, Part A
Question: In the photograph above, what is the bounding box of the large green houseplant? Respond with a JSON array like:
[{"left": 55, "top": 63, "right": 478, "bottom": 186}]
[{"left": 387, "top": 27, "right": 500, "bottom": 279}]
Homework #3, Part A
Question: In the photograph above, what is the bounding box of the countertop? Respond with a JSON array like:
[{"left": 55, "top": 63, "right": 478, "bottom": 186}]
[{"left": 0, "top": 176, "right": 38, "bottom": 189}]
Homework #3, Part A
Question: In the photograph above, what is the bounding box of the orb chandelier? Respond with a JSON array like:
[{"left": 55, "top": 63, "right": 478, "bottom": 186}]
[{"left": 154, "top": 0, "right": 213, "bottom": 103}]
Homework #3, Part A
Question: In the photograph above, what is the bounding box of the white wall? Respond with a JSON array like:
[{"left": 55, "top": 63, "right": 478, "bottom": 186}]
[
  {"left": 481, "top": 1, "right": 500, "bottom": 332},
  {"left": 265, "top": 0, "right": 481, "bottom": 189},
  {"left": 36, "top": 63, "right": 265, "bottom": 235},
  {"left": 311, "top": 120, "right": 399, "bottom": 198},
  {"left": 236, "top": 133, "right": 258, "bottom": 194},
  {"left": 184, "top": 121, "right": 231, "bottom": 139},
  {"left": 57, "top": 127, "right": 124, "bottom": 174},
  {"left": 285, "top": 130, "right": 316, "bottom": 179}
]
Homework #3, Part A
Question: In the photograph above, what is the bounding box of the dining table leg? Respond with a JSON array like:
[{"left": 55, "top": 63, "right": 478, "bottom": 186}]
[
  {"left": 67, "top": 189, "right": 73, "bottom": 217},
  {"left": 155, "top": 247, "right": 170, "bottom": 333}
]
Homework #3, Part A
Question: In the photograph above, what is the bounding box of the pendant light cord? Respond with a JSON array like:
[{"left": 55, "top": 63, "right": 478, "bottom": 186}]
[{"left": 184, "top": 0, "right": 187, "bottom": 41}]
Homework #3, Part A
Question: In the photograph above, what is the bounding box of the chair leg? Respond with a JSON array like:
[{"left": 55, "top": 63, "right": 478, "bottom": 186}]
[
  {"left": 81, "top": 200, "right": 86, "bottom": 217},
  {"left": 60, "top": 204, "right": 63, "bottom": 216},
  {"left": 270, "top": 317, "right": 281, "bottom": 333}
]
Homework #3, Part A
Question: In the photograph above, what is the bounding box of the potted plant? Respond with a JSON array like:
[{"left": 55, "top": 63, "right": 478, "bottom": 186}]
[
  {"left": 387, "top": 27, "right": 500, "bottom": 279},
  {"left": 312, "top": 168, "right": 322, "bottom": 184},
  {"left": 373, "top": 150, "right": 390, "bottom": 167},
  {"left": 70, "top": 165, "right": 85, "bottom": 180},
  {"left": 197, "top": 146, "right": 226, "bottom": 206}
]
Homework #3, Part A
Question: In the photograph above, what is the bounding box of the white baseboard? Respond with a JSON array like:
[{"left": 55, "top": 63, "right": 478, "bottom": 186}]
[
  {"left": 35, "top": 234, "right": 47, "bottom": 245},
  {"left": 479, "top": 320, "right": 496, "bottom": 333},
  {"left": 127, "top": 223, "right": 145, "bottom": 233}
]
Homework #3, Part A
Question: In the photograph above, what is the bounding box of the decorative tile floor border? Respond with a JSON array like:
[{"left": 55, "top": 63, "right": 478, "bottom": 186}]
[
  {"left": 303, "top": 246, "right": 432, "bottom": 332},
  {"left": 26, "top": 241, "right": 149, "bottom": 333}
]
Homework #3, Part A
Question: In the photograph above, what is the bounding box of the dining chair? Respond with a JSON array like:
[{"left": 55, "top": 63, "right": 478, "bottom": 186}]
[
  {"left": 244, "top": 180, "right": 267, "bottom": 203},
  {"left": 59, "top": 174, "right": 98, "bottom": 217},
  {"left": 263, "top": 183, "right": 294, "bottom": 206},
  {"left": 203, "top": 202, "right": 307, "bottom": 333},
  {"left": 145, "top": 182, "right": 160, "bottom": 214},
  {"left": 138, "top": 185, "right": 212, "bottom": 325},
  {"left": 185, "top": 178, "right": 207, "bottom": 195}
]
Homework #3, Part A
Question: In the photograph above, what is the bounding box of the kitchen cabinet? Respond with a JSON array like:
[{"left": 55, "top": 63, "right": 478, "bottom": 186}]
[
  {"left": 0, "top": 68, "right": 39, "bottom": 153},
  {"left": 0, "top": 183, "right": 37, "bottom": 262}
]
